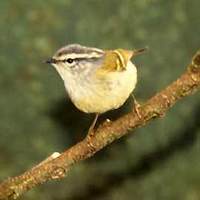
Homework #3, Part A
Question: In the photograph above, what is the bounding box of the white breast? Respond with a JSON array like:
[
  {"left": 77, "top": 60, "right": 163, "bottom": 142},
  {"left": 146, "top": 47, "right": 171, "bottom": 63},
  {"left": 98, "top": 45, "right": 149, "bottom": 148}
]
[{"left": 64, "top": 61, "right": 137, "bottom": 113}]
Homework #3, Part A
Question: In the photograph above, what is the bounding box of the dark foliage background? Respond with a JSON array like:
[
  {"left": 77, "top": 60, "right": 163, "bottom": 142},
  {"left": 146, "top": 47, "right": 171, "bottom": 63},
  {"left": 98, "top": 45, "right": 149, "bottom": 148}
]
[{"left": 0, "top": 0, "right": 200, "bottom": 199}]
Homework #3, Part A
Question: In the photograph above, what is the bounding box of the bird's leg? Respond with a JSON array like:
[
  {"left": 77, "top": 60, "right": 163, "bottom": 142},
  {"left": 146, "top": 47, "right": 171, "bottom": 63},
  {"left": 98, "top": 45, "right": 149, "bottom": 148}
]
[
  {"left": 131, "top": 94, "right": 142, "bottom": 119},
  {"left": 87, "top": 113, "right": 99, "bottom": 137}
]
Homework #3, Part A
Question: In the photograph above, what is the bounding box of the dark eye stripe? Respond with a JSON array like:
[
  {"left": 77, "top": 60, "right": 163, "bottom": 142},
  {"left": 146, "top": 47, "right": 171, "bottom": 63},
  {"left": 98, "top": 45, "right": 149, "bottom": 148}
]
[
  {"left": 61, "top": 57, "right": 101, "bottom": 63},
  {"left": 65, "top": 58, "right": 74, "bottom": 63}
]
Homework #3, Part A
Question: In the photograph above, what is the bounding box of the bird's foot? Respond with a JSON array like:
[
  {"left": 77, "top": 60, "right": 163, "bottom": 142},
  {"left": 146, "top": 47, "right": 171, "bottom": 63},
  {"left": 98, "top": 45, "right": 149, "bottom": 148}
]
[
  {"left": 87, "top": 114, "right": 99, "bottom": 137},
  {"left": 131, "top": 94, "right": 142, "bottom": 119}
]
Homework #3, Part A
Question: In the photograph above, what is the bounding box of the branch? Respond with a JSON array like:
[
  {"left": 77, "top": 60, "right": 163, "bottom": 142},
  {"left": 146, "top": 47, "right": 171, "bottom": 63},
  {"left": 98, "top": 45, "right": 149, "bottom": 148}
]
[{"left": 0, "top": 50, "right": 200, "bottom": 200}]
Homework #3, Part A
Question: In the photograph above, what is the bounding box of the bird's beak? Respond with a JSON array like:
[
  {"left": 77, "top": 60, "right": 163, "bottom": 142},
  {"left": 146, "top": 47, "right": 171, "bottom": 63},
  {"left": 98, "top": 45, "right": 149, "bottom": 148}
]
[{"left": 45, "top": 58, "right": 57, "bottom": 64}]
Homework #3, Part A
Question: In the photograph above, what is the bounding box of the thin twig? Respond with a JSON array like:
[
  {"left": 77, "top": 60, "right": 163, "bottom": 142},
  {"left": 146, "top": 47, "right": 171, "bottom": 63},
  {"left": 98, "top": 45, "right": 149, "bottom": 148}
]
[{"left": 0, "top": 50, "right": 200, "bottom": 200}]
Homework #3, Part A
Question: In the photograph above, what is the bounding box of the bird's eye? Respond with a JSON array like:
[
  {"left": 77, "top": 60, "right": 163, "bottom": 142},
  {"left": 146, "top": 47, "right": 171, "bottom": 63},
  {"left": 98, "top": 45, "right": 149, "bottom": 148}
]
[{"left": 65, "top": 58, "right": 74, "bottom": 64}]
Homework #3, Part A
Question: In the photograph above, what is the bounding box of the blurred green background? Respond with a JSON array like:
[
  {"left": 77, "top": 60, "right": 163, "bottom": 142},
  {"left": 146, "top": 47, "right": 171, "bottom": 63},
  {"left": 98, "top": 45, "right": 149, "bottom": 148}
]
[{"left": 0, "top": 0, "right": 200, "bottom": 199}]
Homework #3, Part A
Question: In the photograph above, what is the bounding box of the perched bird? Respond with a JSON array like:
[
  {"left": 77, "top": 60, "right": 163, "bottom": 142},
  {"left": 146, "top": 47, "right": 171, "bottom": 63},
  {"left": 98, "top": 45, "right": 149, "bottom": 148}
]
[{"left": 46, "top": 44, "right": 146, "bottom": 135}]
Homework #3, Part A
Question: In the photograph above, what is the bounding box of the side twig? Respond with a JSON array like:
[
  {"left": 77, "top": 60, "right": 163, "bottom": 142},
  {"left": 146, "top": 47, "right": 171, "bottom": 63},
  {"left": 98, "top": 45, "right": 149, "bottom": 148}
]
[{"left": 0, "top": 50, "right": 200, "bottom": 200}]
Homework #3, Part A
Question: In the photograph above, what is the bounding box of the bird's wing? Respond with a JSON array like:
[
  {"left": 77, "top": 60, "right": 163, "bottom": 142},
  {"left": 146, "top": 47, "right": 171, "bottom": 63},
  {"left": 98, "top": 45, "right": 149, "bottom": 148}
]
[
  {"left": 96, "top": 49, "right": 133, "bottom": 76},
  {"left": 95, "top": 48, "right": 148, "bottom": 77}
]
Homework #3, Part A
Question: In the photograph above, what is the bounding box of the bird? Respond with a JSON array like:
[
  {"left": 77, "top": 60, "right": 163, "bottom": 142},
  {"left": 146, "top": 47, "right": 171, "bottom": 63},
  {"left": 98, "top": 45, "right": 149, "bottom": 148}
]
[{"left": 46, "top": 44, "right": 147, "bottom": 136}]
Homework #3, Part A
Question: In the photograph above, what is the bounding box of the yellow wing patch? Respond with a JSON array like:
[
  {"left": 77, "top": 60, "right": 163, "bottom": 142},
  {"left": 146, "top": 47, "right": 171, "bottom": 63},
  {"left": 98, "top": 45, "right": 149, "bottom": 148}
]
[
  {"left": 96, "top": 49, "right": 133, "bottom": 75},
  {"left": 95, "top": 47, "right": 147, "bottom": 77}
]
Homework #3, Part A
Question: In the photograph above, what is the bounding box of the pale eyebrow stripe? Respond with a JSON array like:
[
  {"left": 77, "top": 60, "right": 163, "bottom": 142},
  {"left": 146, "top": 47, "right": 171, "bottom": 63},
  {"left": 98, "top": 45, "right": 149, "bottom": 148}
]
[
  {"left": 57, "top": 52, "right": 104, "bottom": 60},
  {"left": 88, "top": 48, "right": 104, "bottom": 54},
  {"left": 67, "top": 52, "right": 104, "bottom": 59}
]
